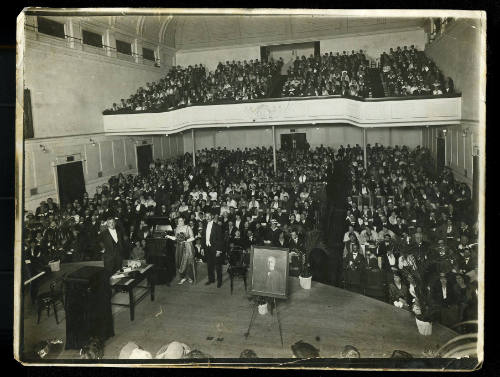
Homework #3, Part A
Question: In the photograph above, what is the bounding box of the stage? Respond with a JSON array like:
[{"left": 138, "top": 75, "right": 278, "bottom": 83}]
[{"left": 22, "top": 262, "right": 457, "bottom": 360}]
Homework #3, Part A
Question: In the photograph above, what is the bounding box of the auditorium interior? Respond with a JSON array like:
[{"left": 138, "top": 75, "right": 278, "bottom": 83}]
[{"left": 17, "top": 12, "right": 484, "bottom": 364}]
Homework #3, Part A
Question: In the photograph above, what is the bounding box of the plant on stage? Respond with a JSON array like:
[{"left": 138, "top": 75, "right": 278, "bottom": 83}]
[
  {"left": 299, "top": 253, "right": 312, "bottom": 278},
  {"left": 299, "top": 229, "right": 325, "bottom": 278},
  {"left": 400, "top": 260, "right": 437, "bottom": 323}
]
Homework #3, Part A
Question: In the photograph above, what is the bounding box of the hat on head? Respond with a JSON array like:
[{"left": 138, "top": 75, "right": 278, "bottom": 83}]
[
  {"left": 156, "top": 341, "right": 190, "bottom": 359},
  {"left": 119, "top": 342, "right": 152, "bottom": 359}
]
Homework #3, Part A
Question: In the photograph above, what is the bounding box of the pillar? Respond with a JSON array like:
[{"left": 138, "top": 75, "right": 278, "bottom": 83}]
[{"left": 272, "top": 125, "right": 277, "bottom": 175}]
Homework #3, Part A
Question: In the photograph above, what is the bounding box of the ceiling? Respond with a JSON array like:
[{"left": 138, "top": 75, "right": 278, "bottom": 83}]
[{"left": 40, "top": 14, "right": 427, "bottom": 51}]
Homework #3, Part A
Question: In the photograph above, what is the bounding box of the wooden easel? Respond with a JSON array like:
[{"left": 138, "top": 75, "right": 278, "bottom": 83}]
[{"left": 244, "top": 297, "right": 284, "bottom": 347}]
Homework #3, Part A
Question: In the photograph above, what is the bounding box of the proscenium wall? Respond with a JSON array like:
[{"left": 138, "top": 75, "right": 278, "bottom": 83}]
[{"left": 182, "top": 125, "right": 423, "bottom": 152}]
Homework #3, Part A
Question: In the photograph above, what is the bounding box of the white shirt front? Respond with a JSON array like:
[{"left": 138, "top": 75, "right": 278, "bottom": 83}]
[
  {"left": 206, "top": 221, "right": 213, "bottom": 247},
  {"left": 109, "top": 228, "right": 118, "bottom": 243},
  {"left": 442, "top": 285, "right": 447, "bottom": 299}
]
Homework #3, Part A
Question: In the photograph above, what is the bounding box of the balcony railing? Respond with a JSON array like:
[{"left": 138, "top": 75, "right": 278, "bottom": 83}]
[{"left": 103, "top": 94, "right": 462, "bottom": 135}]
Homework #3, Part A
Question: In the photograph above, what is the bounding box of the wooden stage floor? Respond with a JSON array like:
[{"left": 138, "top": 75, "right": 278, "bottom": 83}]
[{"left": 22, "top": 262, "right": 457, "bottom": 360}]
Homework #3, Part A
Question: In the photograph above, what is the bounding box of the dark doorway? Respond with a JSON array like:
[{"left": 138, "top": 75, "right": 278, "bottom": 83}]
[
  {"left": 281, "top": 133, "right": 307, "bottom": 151},
  {"left": 137, "top": 144, "right": 153, "bottom": 176},
  {"left": 57, "top": 161, "right": 85, "bottom": 206},
  {"left": 436, "top": 137, "right": 445, "bottom": 174},
  {"left": 260, "top": 46, "right": 269, "bottom": 62},
  {"left": 314, "top": 41, "right": 320, "bottom": 57}
]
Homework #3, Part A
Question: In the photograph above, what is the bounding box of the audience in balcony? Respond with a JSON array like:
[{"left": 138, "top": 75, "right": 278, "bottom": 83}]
[
  {"left": 103, "top": 45, "right": 456, "bottom": 114},
  {"left": 104, "top": 58, "right": 284, "bottom": 114},
  {"left": 380, "top": 45, "right": 455, "bottom": 97},
  {"left": 282, "top": 50, "right": 372, "bottom": 98}
]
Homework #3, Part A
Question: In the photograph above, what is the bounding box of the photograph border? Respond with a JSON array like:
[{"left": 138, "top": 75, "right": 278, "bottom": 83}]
[{"left": 13, "top": 8, "right": 486, "bottom": 369}]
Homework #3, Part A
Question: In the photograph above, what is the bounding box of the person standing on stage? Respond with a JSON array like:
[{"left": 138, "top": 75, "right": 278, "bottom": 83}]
[
  {"left": 100, "top": 217, "right": 124, "bottom": 275},
  {"left": 202, "top": 212, "right": 225, "bottom": 287}
]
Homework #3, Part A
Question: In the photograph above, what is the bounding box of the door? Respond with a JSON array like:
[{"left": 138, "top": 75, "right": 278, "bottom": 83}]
[
  {"left": 280, "top": 133, "right": 308, "bottom": 151},
  {"left": 281, "top": 134, "right": 292, "bottom": 151},
  {"left": 436, "top": 137, "right": 445, "bottom": 174},
  {"left": 57, "top": 161, "right": 85, "bottom": 206},
  {"left": 136, "top": 144, "right": 153, "bottom": 176}
]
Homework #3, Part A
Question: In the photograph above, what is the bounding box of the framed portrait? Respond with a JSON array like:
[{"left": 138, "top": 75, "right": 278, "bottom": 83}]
[{"left": 249, "top": 246, "right": 289, "bottom": 299}]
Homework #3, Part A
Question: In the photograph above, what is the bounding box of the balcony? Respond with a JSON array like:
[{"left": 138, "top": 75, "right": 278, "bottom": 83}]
[{"left": 103, "top": 94, "right": 462, "bottom": 135}]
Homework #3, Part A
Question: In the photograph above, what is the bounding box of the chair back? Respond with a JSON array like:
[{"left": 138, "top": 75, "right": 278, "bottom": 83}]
[{"left": 228, "top": 246, "right": 247, "bottom": 268}]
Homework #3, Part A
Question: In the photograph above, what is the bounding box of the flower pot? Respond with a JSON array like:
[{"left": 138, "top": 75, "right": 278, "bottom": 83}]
[
  {"left": 258, "top": 303, "right": 268, "bottom": 315},
  {"left": 48, "top": 259, "right": 60, "bottom": 272},
  {"left": 415, "top": 317, "right": 433, "bottom": 336},
  {"left": 299, "top": 275, "right": 312, "bottom": 290}
]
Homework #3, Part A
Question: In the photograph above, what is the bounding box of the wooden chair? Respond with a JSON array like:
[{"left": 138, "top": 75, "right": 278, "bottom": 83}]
[
  {"left": 36, "top": 276, "right": 65, "bottom": 325},
  {"left": 227, "top": 246, "right": 248, "bottom": 294},
  {"left": 344, "top": 270, "right": 364, "bottom": 295}
]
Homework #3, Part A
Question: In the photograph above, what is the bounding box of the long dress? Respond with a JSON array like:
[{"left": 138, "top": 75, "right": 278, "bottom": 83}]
[{"left": 175, "top": 225, "right": 195, "bottom": 280}]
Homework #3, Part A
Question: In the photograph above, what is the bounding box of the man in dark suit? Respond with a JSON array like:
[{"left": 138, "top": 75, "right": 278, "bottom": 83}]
[
  {"left": 100, "top": 217, "right": 125, "bottom": 276},
  {"left": 202, "top": 212, "right": 225, "bottom": 287}
]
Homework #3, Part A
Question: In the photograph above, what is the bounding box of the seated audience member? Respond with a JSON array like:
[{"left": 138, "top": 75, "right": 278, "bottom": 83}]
[
  {"left": 291, "top": 340, "right": 320, "bottom": 358},
  {"left": 388, "top": 272, "right": 410, "bottom": 310},
  {"left": 340, "top": 345, "right": 361, "bottom": 358},
  {"left": 239, "top": 349, "right": 258, "bottom": 358},
  {"left": 156, "top": 341, "right": 191, "bottom": 359},
  {"left": 343, "top": 243, "right": 366, "bottom": 271},
  {"left": 431, "top": 272, "right": 459, "bottom": 327},
  {"left": 131, "top": 240, "right": 145, "bottom": 260}
]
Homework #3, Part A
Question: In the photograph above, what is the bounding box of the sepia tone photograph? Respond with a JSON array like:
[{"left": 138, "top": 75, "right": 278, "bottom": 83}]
[{"left": 13, "top": 8, "right": 485, "bottom": 369}]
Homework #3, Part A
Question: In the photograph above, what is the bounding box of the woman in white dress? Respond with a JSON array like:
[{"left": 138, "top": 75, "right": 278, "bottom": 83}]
[{"left": 167, "top": 217, "right": 195, "bottom": 284}]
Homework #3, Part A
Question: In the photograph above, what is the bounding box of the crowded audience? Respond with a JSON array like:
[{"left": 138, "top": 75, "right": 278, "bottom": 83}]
[
  {"left": 341, "top": 143, "right": 477, "bottom": 328},
  {"left": 380, "top": 45, "right": 455, "bottom": 97},
  {"left": 24, "top": 141, "right": 477, "bottom": 328},
  {"left": 104, "top": 58, "right": 284, "bottom": 114},
  {"left": 282, "top": 50, "right": 372, "bottom": 98},
  {"left": 104, "top": 47, "right": 455, "bottom": 114}
]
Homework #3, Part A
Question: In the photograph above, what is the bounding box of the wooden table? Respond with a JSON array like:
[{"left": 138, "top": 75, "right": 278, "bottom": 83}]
[{"left": 110, "top": 264, "right": 155, "bottom": 321}]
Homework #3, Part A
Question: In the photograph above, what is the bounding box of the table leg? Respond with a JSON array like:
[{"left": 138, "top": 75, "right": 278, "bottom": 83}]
[
  {"left": 150, "top": 280, "right": 155, "bottom": 301},
  {"left": 129, "top": 288, "right": 135, "bottom": 321}
]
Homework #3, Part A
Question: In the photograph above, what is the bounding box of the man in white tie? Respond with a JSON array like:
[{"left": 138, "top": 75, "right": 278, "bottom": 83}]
[
  {"left": 100, "top": 217, "right": 124, "bottom": 275},
  {"left": 202, "top": 212, "right": 225, "bottom": 287}
]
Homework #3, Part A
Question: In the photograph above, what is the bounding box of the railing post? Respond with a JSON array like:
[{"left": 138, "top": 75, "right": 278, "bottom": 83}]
[
  {"left": 192, "top": 129, "right": 196, "bottom": 167},
  {"left": 363, "top": 128, "right": 367, "bottom": 169}
]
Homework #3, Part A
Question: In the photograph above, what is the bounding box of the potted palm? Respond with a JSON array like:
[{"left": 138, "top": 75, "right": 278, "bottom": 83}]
[
  {"left": 298, "top": 254, "right": 312, "bottom": 290},
  {"left": 298, "top": 230, "right": 324, "bottom": 289},
  {"left": 401, "top": 262, "right": 437, "bottom": 336}
]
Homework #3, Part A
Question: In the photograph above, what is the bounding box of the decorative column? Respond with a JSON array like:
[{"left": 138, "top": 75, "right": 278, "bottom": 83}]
[{"left": 272, "top": 125, "right": 277, "bottom": 175}]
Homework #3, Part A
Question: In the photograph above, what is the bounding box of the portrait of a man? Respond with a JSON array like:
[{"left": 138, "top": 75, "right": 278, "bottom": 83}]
[{"left": 249, "top": 246, "right": 289, "bottom": 298}]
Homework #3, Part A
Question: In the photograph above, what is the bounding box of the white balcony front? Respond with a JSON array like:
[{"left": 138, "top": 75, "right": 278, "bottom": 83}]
[{"left": 103, "top": 95, "right": 462, "bottom": 135}]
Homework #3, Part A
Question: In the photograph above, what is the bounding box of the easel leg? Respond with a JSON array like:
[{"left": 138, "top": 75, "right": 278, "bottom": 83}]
[
  {"left": 244, "top": 303, "right": 258, "bottom": 339},
  {"left": 274, "top": 298, "right": 284, "bottom": 348}
]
